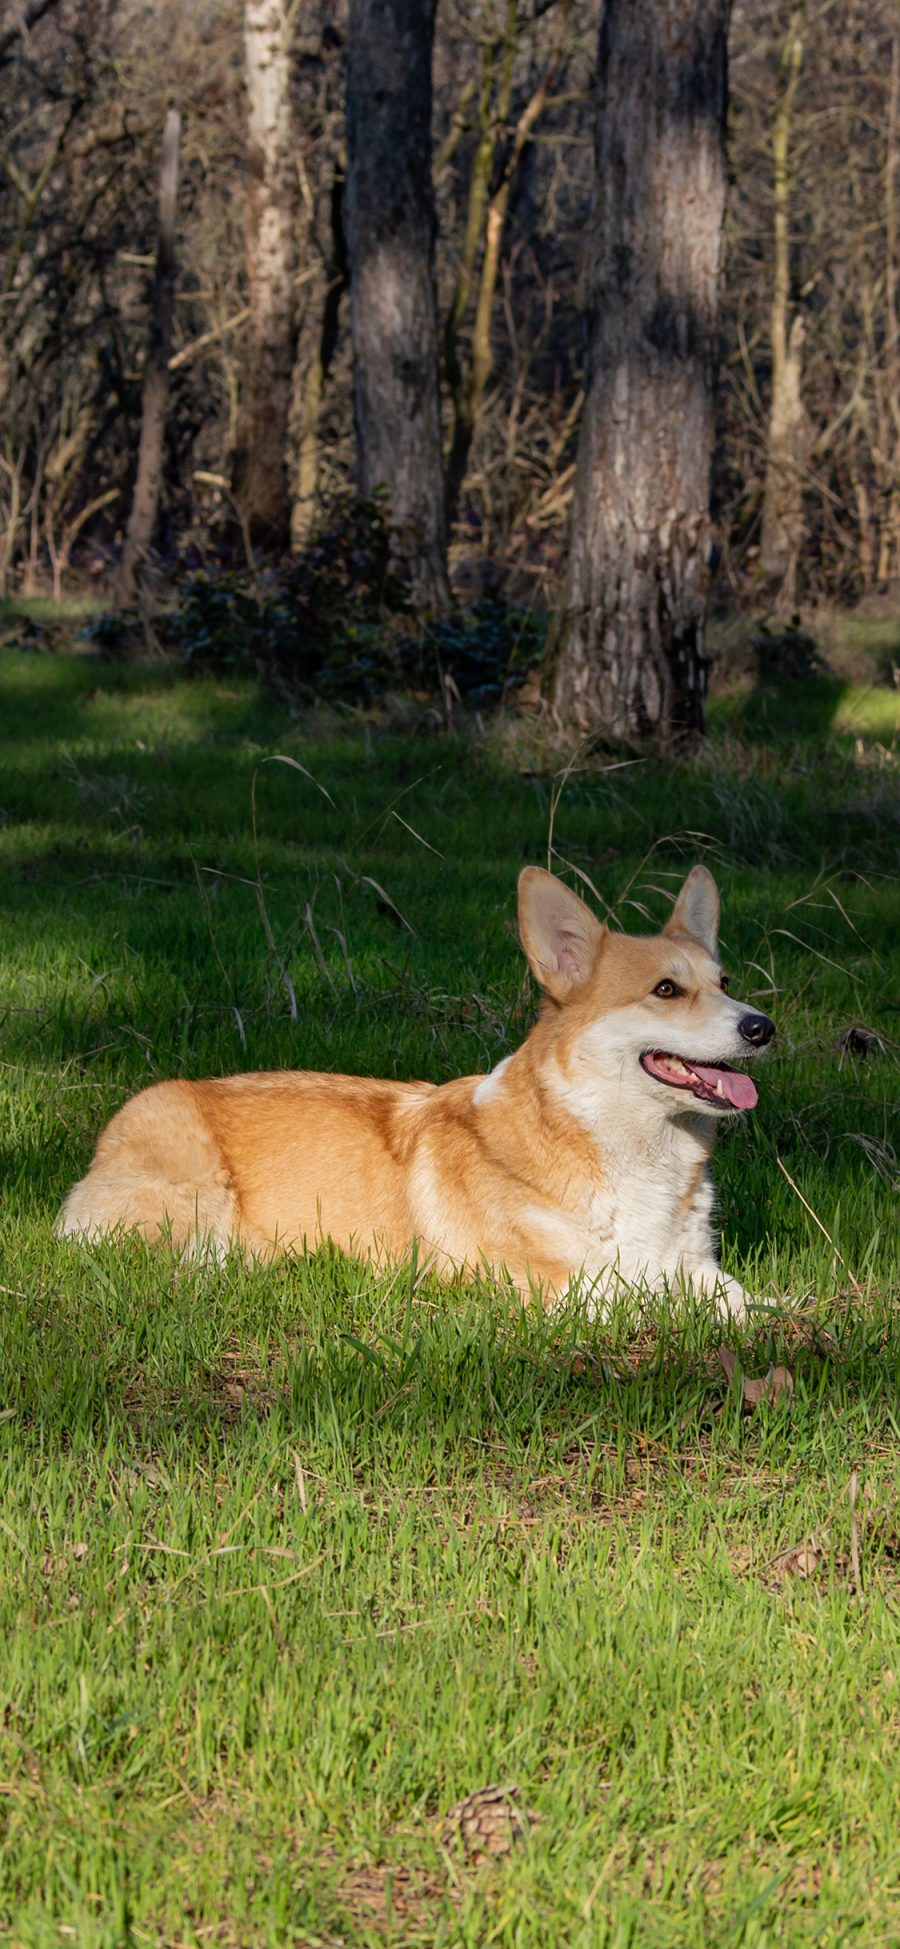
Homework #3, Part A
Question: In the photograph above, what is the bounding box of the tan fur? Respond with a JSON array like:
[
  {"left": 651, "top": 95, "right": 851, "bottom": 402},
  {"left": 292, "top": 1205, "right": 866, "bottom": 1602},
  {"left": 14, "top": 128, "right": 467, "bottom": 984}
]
[{"left": 59, "top": 865, "right": 770, "bottom": 1316}]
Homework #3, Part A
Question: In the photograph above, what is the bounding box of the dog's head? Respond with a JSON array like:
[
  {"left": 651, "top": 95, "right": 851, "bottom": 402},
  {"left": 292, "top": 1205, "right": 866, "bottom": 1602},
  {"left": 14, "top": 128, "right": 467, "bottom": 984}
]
[{"left": 518, "top": 864, "right": 775, "bottom": 1121}]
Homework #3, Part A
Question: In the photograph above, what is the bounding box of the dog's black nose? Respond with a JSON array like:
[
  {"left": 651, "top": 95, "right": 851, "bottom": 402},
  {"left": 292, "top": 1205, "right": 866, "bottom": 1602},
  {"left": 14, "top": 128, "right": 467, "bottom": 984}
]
[{"left": 738, "top": 1011, "right": 776, "bottom": 1047}]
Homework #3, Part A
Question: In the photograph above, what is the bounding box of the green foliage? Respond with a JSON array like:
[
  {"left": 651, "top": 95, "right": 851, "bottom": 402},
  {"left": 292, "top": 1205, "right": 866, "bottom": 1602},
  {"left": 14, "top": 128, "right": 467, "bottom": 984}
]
[
  {"left": 0, "top": 647, "right": 898, "bottom": 1946},
  {"left": 750, "top": 616, "right": 827, "bottom": 682},
  {"left": 81, "top": 501, "right": 546, "bottom": 706},
  {"left": 425, "top": 597, "right": 545, "bottom": 703}
]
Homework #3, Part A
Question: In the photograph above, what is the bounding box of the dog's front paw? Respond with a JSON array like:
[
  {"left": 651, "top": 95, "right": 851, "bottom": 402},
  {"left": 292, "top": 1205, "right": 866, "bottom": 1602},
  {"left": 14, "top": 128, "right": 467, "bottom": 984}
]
[
  {"left": 716, "top": 1273, "right": 749, "bottom": 1323},
  {"left": 688, "top": 1266, "right": 749, "bottom": 1324}
]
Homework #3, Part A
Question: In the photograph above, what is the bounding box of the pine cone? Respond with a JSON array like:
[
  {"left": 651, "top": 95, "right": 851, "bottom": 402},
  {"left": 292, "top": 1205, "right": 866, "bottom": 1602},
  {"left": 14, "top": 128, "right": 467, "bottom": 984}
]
[{"left": 441, "top": 1784, "right": 535, "bottom": 1863}]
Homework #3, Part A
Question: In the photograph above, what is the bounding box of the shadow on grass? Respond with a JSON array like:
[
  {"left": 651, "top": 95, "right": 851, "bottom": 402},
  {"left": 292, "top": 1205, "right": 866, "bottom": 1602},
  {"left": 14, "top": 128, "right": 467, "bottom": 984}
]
[
  {"left": 4, "top": 1233, "right": 899, "bottom": 1468},
  {"left": 0, "top": 647, "right": 274, "bottom": 752},
  {"left": 708, "top": 674, "right": 847, "bottom": 745},
  {"left": 0, "top": 645, "right": 176, "bottom": 742},
  {"left": 2, "top": 644, "right": 897, "bottom": 1351}
]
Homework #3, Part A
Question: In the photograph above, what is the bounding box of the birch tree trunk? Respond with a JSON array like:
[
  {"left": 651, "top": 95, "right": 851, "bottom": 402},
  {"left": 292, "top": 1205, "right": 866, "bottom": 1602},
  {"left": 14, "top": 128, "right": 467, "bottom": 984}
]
[
  {"left": 346, "top": 0, "right": 449, "bottom": 613},
  {"left": 547, "top": 0, "right": 731, "bottom": 742},
  {"left": 231, "top": 0, "right": 299, "bottom": 551},
  {"left": 118, "top": 106, "right": 180, "bottom": 605},
  {"left": 760, "top": 8, "right": 810, "bottom": 610}
]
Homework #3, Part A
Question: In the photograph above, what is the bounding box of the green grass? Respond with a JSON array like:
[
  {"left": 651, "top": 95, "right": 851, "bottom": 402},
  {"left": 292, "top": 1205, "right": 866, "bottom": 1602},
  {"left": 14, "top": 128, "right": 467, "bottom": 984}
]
[
  {"left": 0, "top": 593, "right": 105, "bottom": 633},
  {"left": 1, "top": 645, "right": 899, "bottom": 1947}
]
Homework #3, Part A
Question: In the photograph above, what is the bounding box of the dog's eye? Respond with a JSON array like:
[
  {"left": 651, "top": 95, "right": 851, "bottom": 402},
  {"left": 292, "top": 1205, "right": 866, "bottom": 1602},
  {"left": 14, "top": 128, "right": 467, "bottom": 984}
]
[
  {"left": 720, "top": 975, "right": 730, "bottom": 994},
  {"left": 653, "top": 979, "right": 683, "bottom": 999}
]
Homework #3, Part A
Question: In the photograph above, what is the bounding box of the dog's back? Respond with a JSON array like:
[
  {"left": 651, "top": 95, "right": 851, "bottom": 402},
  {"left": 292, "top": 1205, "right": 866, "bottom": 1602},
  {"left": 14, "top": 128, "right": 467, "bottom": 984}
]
[{"left": 59, "top": 1070, "right": 436, "bottom": 1262}]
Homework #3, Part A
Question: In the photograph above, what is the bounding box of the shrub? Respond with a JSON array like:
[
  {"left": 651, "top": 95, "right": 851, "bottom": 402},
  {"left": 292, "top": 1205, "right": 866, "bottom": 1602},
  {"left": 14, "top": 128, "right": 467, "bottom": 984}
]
[{"left": 85, "top": 498, "right": 547, "bottom": 708}]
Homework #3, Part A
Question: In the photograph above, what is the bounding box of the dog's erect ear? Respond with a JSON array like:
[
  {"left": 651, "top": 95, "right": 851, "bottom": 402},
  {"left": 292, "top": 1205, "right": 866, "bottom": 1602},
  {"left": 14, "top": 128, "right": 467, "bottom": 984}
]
[
  {"left": 518, "top": 867, "right": 606, "bottom": 1001},
  {"left": 663, "top": 865, "right": 720, "bottom": 957}
]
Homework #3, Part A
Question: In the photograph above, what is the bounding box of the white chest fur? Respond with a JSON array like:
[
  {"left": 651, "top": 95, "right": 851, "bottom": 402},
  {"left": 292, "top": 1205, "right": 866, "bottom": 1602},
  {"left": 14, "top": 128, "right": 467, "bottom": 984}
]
[{"left": 525, "top": 1056, "right": 720, "bottom": 1294}]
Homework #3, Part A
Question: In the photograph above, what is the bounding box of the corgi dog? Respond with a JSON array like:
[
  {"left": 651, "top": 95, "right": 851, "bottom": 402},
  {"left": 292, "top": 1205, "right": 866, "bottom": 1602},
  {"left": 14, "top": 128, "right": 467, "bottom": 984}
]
[{"left": 59, "top": 864, "right": 774, "bottom": 1320}]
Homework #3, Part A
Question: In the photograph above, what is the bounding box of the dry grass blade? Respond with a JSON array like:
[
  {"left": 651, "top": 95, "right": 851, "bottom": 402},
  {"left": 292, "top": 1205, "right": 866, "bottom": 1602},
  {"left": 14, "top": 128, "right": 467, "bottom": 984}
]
[
  {"left": 549, "top": 848, "right": 617, "bottom": 921},
  {"left": 776, "top": 1156, "right": 863, "bottom": 1296},
  {"left": 256, "top": 752, "right": 335, "bottom": 806},
  {"left": 849, "top": 1469, "right": 862, "bottom": 1593},
  {"left": 326, "top": 924, "right": 358, "bottom": 995},
  {"left": 304, "top": 902, "right": 336, "bottom": 991},
  {"left": 360, "top": 875, "right": 416, "bottom": 935},
  {"left": 390, "top": 809, "right": 445, "bottom": 858},
  {"left": 771, "top": 927, "right": 864, "bottom": 984}
]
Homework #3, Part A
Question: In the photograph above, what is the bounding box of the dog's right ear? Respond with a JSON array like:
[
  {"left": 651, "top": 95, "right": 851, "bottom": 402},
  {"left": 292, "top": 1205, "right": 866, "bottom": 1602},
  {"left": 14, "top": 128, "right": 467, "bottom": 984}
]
[
  {"left": 518, "top": 867, "right": 606, "bottom": 1001},
  {"left": 663, "top": 864, "right": 720, "bottom": 957}
]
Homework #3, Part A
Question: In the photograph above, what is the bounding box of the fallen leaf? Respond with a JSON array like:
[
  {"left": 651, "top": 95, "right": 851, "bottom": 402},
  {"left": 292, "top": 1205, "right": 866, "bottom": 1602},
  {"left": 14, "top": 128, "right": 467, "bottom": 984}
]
[
  {"left": 718, "top": 1347, "right": 793, "bottom": 1411},
  {"left": 743, "top": 1363, "right": 794, "bottom": 1407},
  {"left": 770, "top": 1540, "right": 822, "bottom": 1582}
]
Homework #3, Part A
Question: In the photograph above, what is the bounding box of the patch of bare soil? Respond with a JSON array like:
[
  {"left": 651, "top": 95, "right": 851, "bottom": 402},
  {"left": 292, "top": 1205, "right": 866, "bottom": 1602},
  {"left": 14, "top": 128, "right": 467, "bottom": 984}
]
[{"left": 334, "top": 1860, "right": 450, "bottom": 1942}]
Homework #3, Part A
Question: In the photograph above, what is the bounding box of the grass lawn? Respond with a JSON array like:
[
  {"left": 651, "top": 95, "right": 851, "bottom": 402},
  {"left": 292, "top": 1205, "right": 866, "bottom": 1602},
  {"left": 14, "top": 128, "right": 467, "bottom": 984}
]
[{"left": 0, "top": 640, "right": 898, "bottom": 1947}]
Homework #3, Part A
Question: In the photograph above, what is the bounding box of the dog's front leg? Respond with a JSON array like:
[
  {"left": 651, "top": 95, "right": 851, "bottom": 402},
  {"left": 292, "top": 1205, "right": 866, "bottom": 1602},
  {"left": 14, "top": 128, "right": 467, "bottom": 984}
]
[
  {"left": 668, "top": 1172, "right": 749, "bottom": 1322},
  {"left": 683, "top": 1263, "right": 749, "bottom": 1323}
]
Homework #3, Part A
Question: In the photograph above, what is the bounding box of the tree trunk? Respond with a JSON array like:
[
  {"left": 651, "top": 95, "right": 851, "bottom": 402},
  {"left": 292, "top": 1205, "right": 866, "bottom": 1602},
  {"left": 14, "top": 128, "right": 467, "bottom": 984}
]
[
  {"left": 346, "top": 0, "right": 449, "bottom": 613},
  {"left": 443, "top": 1, "right": 565, "bottom": 533},
  {"left": 231, "top": 0, "right": 300, "bottom": 551},
  {"left": 292, "top": 160, "right": 347, "bottom": 550},
  {"left": 547, "top": 0, "right": 731, "bottom": 742},
  {"left": 118, "top": 106, "right": 180, "bottom": 606},
  {"left": 877, "top": 34, "right": 900, "bottom": 586},
  {"left": 760, "top": 315, "right": 810, "bottom": 610},
  {"left": 760, "top": 8, "right": 810, "bottom": 609}
]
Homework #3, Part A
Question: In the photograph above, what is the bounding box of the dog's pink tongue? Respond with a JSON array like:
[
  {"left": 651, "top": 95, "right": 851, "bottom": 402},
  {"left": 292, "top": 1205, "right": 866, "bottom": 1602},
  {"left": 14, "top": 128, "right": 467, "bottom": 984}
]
[{"left": 692, "top": 1064, "right": 758, "bottom": 1110}]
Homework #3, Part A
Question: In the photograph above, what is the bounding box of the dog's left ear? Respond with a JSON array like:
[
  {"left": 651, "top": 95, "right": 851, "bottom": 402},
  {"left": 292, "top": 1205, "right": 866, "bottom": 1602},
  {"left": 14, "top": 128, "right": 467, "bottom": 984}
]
[{"left": 663, "top": 865, "right": 720, "bottom": 957}]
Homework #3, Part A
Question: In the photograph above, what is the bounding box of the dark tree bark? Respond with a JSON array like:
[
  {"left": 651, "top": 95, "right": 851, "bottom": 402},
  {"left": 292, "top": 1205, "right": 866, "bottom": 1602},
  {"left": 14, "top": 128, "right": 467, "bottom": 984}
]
[
  {"left": 293, "top": 159, "right": 348, "bottom": 548},
  {"left": 547, "top": 0, "right": 732, "bottom": 741},
  {"left": 346, "top": 0, "right": 449, "bottom": 613},
  {"left": 231, "top": 0, "right": 300, "bottom": 552},
  {"left": 118, "top": 106, "right": 181, "bottom": 606}
]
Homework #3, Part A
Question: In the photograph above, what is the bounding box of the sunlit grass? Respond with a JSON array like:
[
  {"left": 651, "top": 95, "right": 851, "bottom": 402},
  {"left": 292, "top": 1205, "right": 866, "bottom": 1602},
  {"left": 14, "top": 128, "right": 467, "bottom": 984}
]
[
  {"left": 0, "top": 592, "right": 104, "bottom": 626},
  {"left": 0, "top": 646, "right": 898, "bottom": 1947}
]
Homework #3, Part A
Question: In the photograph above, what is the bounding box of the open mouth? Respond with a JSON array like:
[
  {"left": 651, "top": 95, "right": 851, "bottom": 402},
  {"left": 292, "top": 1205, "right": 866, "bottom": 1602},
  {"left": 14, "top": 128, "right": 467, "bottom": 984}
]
[{"left": 640, "top": 1051, "right": 758, "bottom": 1111}]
